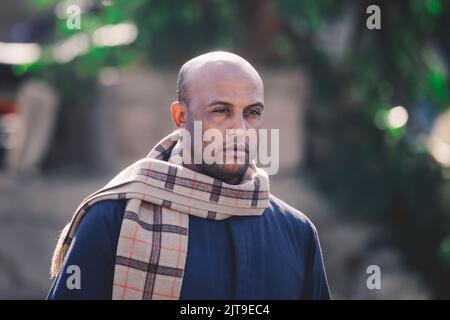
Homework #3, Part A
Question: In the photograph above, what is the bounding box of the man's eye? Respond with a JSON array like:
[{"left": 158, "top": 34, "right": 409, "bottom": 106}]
[
  {"left": 246, "top": 109, "right": 261, "bottom": 116},
  {"left": 214, "top": 108, "right": 229, "bottom": 113}
]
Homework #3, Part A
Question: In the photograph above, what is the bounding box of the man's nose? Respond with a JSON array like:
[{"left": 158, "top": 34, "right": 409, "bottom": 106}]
[{"left": 230, "top": 114, "right": 247, "bottom": 132}]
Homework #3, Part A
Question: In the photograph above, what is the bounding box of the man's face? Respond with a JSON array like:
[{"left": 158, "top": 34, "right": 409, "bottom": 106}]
[{"left": 184, "top": 62, "right": 264, "bottom": 183}]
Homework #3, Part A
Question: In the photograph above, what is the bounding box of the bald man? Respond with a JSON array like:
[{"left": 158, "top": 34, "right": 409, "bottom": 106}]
[{"left": 48, "top": 52, "right": 330, "bottom": 300}]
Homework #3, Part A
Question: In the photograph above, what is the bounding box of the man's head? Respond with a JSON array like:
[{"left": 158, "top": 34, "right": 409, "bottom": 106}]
[{"left": 171, "top": 51, "right": 264, "bottom": 184}]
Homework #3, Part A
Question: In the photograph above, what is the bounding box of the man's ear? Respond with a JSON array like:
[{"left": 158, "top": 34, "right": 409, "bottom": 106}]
[{"left": 171, "top": 101, "right": 188, "bottom": 128}]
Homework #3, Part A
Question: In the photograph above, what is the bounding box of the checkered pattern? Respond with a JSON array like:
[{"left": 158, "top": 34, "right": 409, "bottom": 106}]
[{"left": 51, "top": 129, "right": 270, "bottom": 299}]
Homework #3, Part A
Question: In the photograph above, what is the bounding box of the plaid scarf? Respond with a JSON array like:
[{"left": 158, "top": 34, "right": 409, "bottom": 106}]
[{"left": 51, "top": 130, "right": 270, "bottom": 299}]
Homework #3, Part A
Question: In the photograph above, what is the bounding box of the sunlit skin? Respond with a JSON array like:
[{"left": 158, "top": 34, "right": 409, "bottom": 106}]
[{"left": 171, "top": 52, "right": 264, "bottom": 185}]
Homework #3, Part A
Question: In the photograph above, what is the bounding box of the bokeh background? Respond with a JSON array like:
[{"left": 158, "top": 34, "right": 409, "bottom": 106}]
[{"left": 0, "top": 0, "right": 449, "bottom": 299}]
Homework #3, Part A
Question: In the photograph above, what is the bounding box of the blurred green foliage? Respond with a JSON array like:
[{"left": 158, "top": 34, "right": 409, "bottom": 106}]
[{"left": 273, "top": 0, "right": 450, "bottom": 298}]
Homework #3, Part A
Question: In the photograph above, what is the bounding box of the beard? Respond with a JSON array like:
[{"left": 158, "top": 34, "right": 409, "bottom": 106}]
[{"left": 196, "top": 162, "right": 249, "bottom": 184}]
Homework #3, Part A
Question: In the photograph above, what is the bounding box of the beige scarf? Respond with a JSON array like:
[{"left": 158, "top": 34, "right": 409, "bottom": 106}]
[{"left": 51, "top": 129, "right": 270, "bottom": 299}]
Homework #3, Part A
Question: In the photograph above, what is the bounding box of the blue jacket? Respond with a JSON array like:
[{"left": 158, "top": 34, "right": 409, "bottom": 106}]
[{"left": 47, "top": 195, "right": 330, "bottom": 299}]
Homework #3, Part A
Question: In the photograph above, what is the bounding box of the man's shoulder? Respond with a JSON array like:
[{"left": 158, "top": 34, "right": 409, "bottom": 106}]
[
  {"left": 79, "top": 199, "right": 127, "bottom": 230},
  {"left": 268, "top": 194, "right": 318, "bottom": 234},
  {"left": 87, "top": 199, "right": 127, "bottom": 214}
]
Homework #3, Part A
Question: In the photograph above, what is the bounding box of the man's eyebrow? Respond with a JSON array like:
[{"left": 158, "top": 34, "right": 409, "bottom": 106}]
[
  {"left": 245, "top": 102, "right": 264, "bottom": 109},
  {"left": 206, "top": 100, "right": 234, "bottom": 107},
  {"left": 206, "top": 100, "right": 265, "bottom": 109}
]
